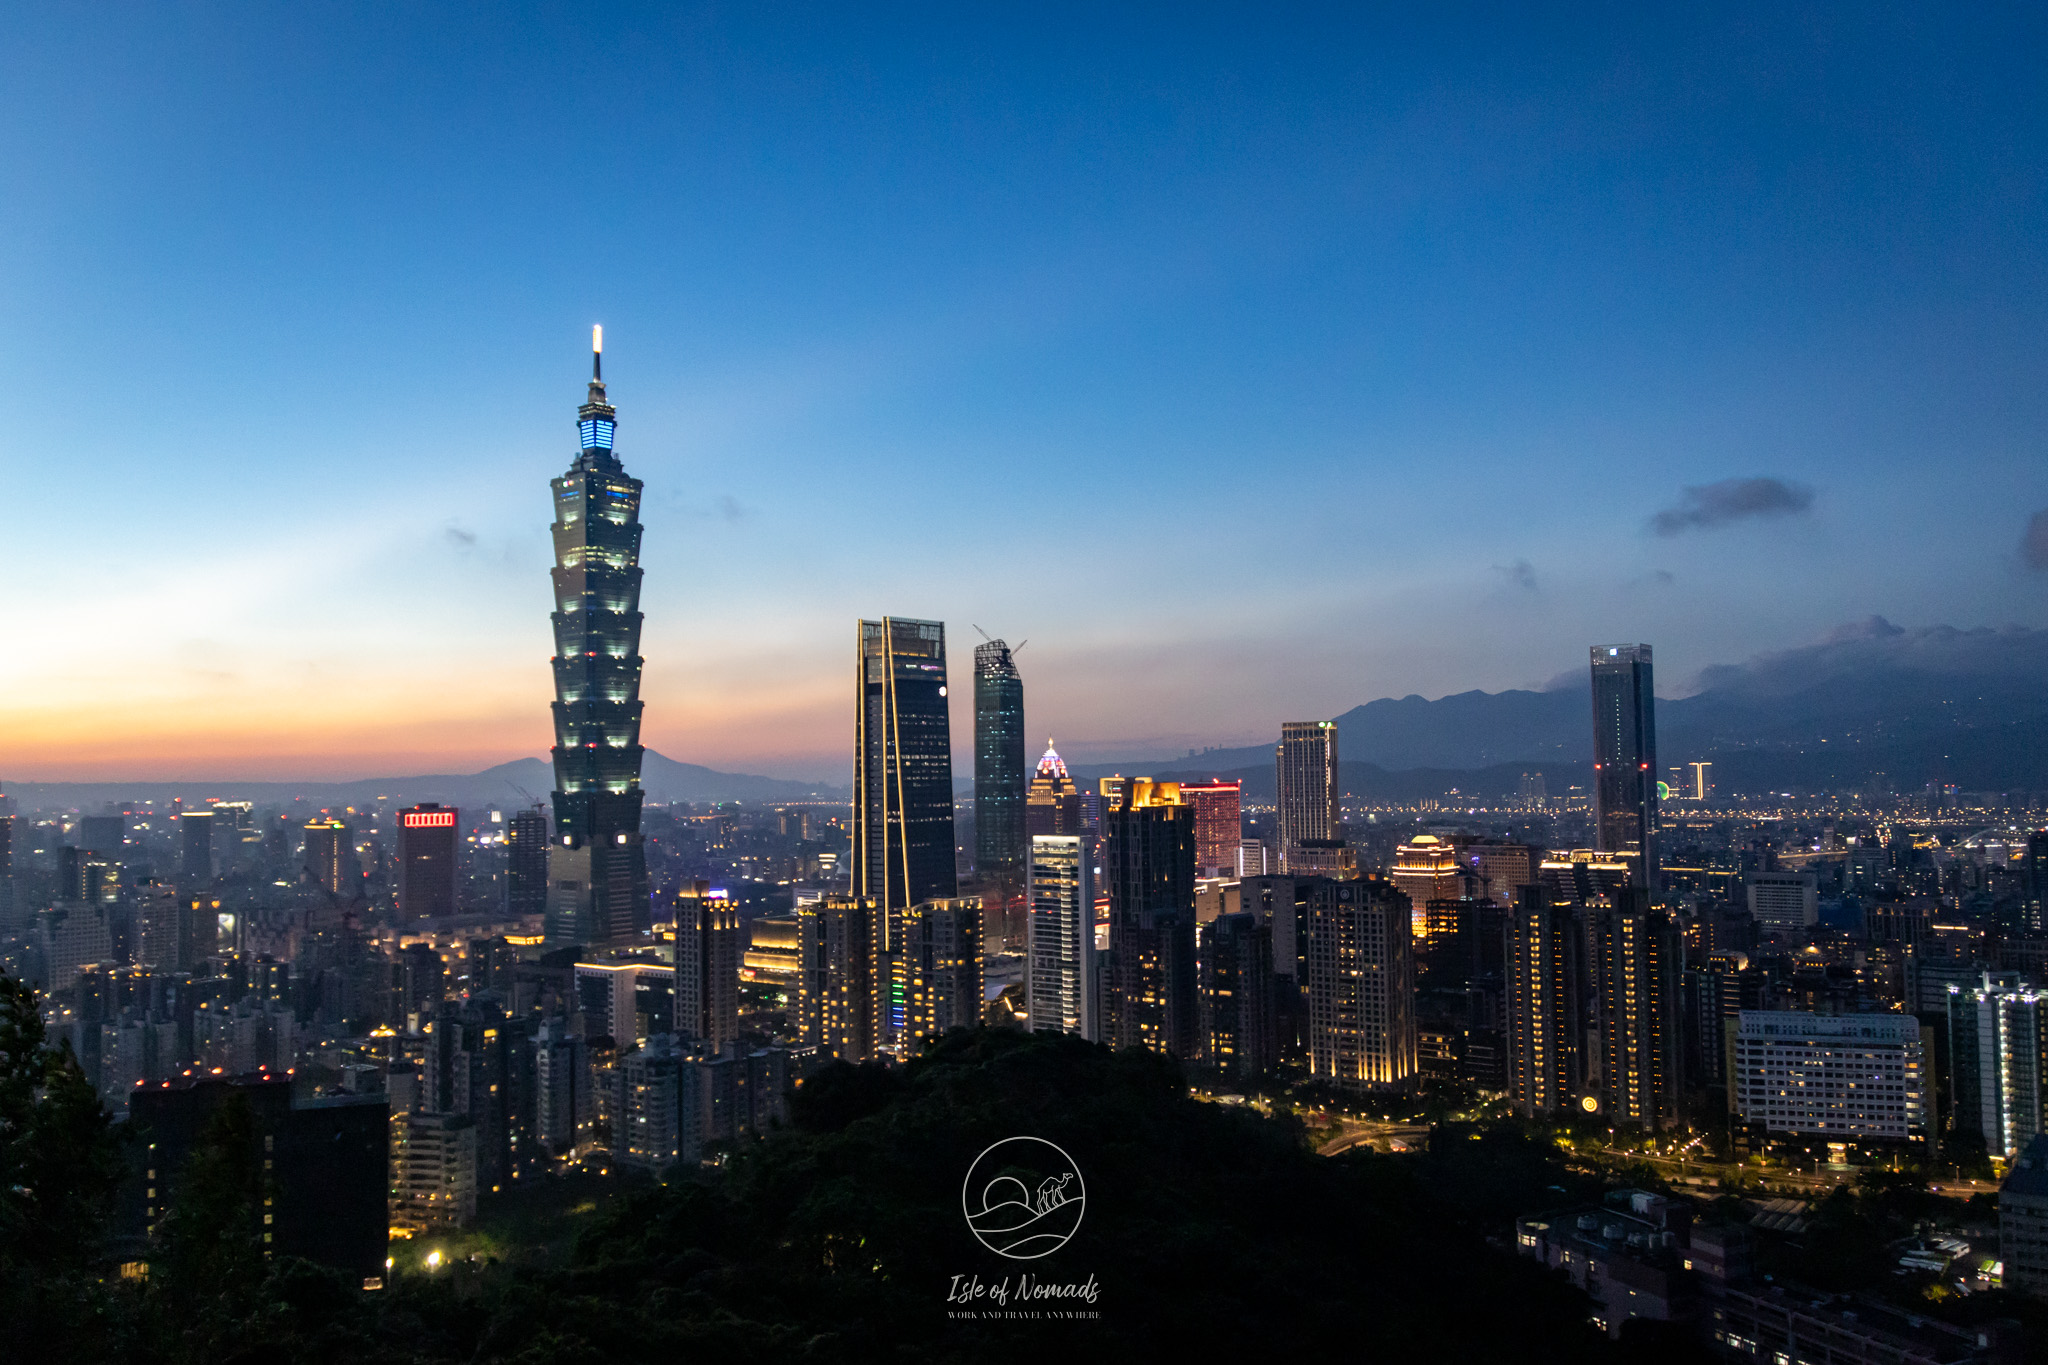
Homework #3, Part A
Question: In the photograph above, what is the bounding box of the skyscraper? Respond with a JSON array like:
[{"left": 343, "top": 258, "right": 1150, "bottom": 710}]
[
  {"left": 1180, "top": 780, "right": 1243, "bottom": 877},
  {"left": 1102, "top": 778, "right": 1200, "bottom": 1059},
  {"left": 853, "top": 618, "right": 958, "bottom": 998},
  {"left": 673, "top": 885, "right": 740, "bottom": 1054},
  {"left": 1275, "top": 721, "right": 1339, "bottom": 874},
  {"left": 1024, "top": 741, "right": 1082, "bottom": 836},
  {"left": 179, "top": 809, "right": 215, "bottom": 882},
  {"left": 546, "top": 328, "right": 650, "bottom": 948},
  {"left": 504, "top": 806, "right": 549, "bottom": 919},
  {"left": 895, "top": 897, "right": 984, "bottom": 1055},
  {"left": 1027, "top": 833, "right": 1096, "bottom": 1040},
  {"left": 303, "top": 819, "right": 352, "bottom": 896},
  {"left": 973, "top": 637, "right": 1027, "bottom": 885},
  {"left": 796, "top": 894, "right": 877, "bottom": 1062},
  {"left": 1202, "top": 910, "right": 1276, "bottom": 1078},
  {"left": 1390, "top": 835, "right": 1467, "bottom": 939},
  {"left": 1302, "top": 877, "right": 1416, "bottom": 1091},
  {"left": 1596, "top": 891, "right": 1682, "bottom": 1132},
  {"left": 1951, "top": 977, "right": 2048, "bottom": 1157},
  {"left": 1590, "top": 644, "right": 1659, "bottom": 888},
  {"left": 396, "top": 804, "right": 460, "bottom": 923},
  {"left": 1505, "top": 886, "right": 1592, "bottom": 1118}
]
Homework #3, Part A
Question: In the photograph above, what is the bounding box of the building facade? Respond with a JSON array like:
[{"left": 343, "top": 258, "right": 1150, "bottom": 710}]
[
  {"left": 546, "top": 330, "right": 650, "bottom": 947},
  {"left": 1180, "top": 780, "right": 1243, "bottom": 878},
  {"left": 1202, "top": 910, "right": 1276, "bottom": 1078},
  {"left": 1027, "top": 834, "right": 1097, "bottom": 1040},
  {"left": 1597, "top": 894, "right": 1683, "bottom": 1132},
  {"left": 1507, "top": 886, "right": 1592, "bottom": 1117},
  {"left": 1102, "top": 779, "right": 1200, "bottom": 1059},
  {"left": 797, "top": 894, "right": 877, "bottom": 1062},
  {"left": 1949, "top": 978, "right": 2048, "bottom": 1158},
  {"left": 973, "top": 638, "right": 1027, "bottom": 886},
  {"left": 1303, "top": 877, "right": 1416, "bottom": 1091},
  {"left": 1275, "top": 721, "right": 1339, "bottom": 874},
  {"left": 673, "top": 886, "right": 740, "bottom": 1054},
  {"left": 853, "top": 617, "right": 958, "bottom": 1026},
  {"left": 396, "top": 804, "right": 460, "bottom": 923},
  {"left": 1590, "top": 644, "right": 1658, "bottom": 888},
  {"left": 1731, "top": 1011, "right": 1929, "bottom": 1144},
  {"left": 1749, "top": 872, "right": 1819, "bottom": 938},
  {"left": 505, "top": 806, "right": 549, "bottom": 918},
  {"left": 303, "top": 819, "right": 352, "bottom": 896}
]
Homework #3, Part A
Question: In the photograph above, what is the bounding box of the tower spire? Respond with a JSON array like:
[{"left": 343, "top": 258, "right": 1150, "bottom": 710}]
[{"left": 592, "top": 323, "right": 603, "bottom": 382}]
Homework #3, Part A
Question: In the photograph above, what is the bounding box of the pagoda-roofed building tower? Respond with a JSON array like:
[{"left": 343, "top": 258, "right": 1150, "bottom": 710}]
[{"left": 545, "top": 326, "right": 650, "bottom": 947}]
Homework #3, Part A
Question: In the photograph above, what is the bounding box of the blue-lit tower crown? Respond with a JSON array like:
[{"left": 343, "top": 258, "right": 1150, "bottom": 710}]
[{"left": 547, "top": 334, "right": 649, "bottom": 942}]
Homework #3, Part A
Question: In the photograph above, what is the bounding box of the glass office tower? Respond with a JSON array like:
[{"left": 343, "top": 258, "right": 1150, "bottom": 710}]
[
  {"left": 1590, "top": 643, "right": 1658, "bottom": 889},
  {"left": 854, "top": 618, "right": 958, "bottom": 1053},
  {"left": 546, "top": 330, "right": 649, "bottom": 946},
  {"left": 973, "top": 637, "right": 1027, "bottom": 884},
  {"left": 855, "top": 618, "right": 957, "bottom": 902}
]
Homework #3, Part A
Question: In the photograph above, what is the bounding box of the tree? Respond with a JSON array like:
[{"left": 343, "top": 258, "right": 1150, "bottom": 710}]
[{"left": 0, "top": 972, "right": 127, "bottom": 1362}]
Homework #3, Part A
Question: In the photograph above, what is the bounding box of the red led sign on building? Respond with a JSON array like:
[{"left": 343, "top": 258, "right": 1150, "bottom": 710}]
[{"left": 403, "top": 811, "right": 457, "bottom": 829}]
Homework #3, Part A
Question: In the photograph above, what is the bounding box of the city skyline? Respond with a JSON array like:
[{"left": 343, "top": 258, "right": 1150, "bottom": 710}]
[{"left": 4, "top": 7, "right": 2047, "bottom": 782}]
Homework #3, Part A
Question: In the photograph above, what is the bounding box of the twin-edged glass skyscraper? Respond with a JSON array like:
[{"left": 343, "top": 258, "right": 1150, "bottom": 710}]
[
  {"left": 545, "top": 330, "right": 649, "bottom": 947},
  {"left": 853, "top": 618, "right": 959, "bottom": 924},
  {"left": 1590, "top": 643, "right": 1658, "bottom": 888}
]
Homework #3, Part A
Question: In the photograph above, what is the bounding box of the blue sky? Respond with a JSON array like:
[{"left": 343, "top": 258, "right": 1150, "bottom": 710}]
[{"left": 2, "top": 4, "right": 2044, "bottom": 780}]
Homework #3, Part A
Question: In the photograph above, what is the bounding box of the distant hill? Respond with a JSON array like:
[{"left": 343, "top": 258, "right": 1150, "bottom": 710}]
[
  {"left": 1081, "top": 620, "right": 2048, "bottom": 796},
  {"left": 2, "top": 749, "right": 846, "bottom": 812}
]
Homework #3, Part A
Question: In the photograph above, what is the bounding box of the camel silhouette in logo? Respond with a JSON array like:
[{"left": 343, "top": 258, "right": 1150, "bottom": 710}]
[{"left": 1033, "top": 1172, "right": 1073, "bottom": 1215}]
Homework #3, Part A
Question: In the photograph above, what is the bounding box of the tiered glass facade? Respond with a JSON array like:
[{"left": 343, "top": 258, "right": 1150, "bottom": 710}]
[{"left": 545, "top": 339, "right": 649, "bottom": 946}]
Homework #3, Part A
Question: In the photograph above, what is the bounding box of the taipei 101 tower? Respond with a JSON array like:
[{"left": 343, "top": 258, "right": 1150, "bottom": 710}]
[{"left": 544, "top": 326, "right": 650, "bottom": 946}]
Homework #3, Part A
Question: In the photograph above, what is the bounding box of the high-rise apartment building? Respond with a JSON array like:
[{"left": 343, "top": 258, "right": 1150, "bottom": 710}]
[
  {"left": 396, "top": 804, "right": 460, "bottom": 923},
  {"left": 1597, "top": 893, "right": 1682, "bottom": 1132},
  {"left": 1506, "top": 886, "right": 1592, "bottom": 1118},
  {"left": 797, "top": 894, "right": 877, "bottom": 1062},
  {"left": 1027, "top": 834, "right": 1096, "bottom": 1040},
  {"left": 0, "top": 808, "right": 13, "bottom": 932},
  {"left": 1590, "top": 644, "right": 1659, "bottom": 887},
  {"left": 894, "top": 897, "right": 984, "bottom": 1056},
  {"left": 1950, "top": 977, "right": 2048, "bottom": 1158},
  {"left": 673, "top": 885, "right": 740, "bottom": 1054},
  {"left": 854, "top": 617, "right": 958, "bottom": 1018},
  {"left": 1202, "top": 910, "right": 1276, "bottom": 1078},
  {"left": 546, "top": 329, "right": 650, "bottom": 948},
  {"left": 1025, "top": 741, "right": 1082, "bottom": 836},
  {"left": 505, "top": 806, "right": 549, "bottom": 918},
  {"left": 1302, "top": 878, "right": 1416, "bottom": 1091},
  {"left": 1180, "top": 780, "right": 1243, "bottom": 877},
  {"left": 1275, "top": 721, "right": 1339, "bottom": 874},
  {"left": 303, "top": 819, "right": 352, "bottom": 896},
  {"left": 179, "top": 809, "right": 215, "bottom": 881},
  {"left": 1102, "top": 778, "right": 1200, "bottom": 1059},
  {"left": 973, "top": 638, "right": 1027, "bottom": 886}
]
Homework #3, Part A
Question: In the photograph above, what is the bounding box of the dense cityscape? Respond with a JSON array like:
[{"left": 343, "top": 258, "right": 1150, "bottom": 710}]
[
  {"left": 7, "top": 8, "right": 2048, "bottom": 1364},
  {"left": 4, "top": 336, "right": 2046, "bottom": 1362}
]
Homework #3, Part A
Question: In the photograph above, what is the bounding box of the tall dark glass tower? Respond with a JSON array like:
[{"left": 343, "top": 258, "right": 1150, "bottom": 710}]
[
  {"left": 545, "top": 328, "right": 649, "bottom": 947},
  {"left": 973, "top": 637, "right": 1026, "bottom": 883},
  {"left": 853, "top": 617, "right": 957, "bottom": 989},
  {"left": 1590, "top": 643, "right": 1658, "bottom": 889}
]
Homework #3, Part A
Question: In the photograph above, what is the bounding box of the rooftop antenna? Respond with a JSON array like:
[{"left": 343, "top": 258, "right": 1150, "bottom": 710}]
[{"left": 592, "top": 324, "right": 603, "bottom": 382}]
